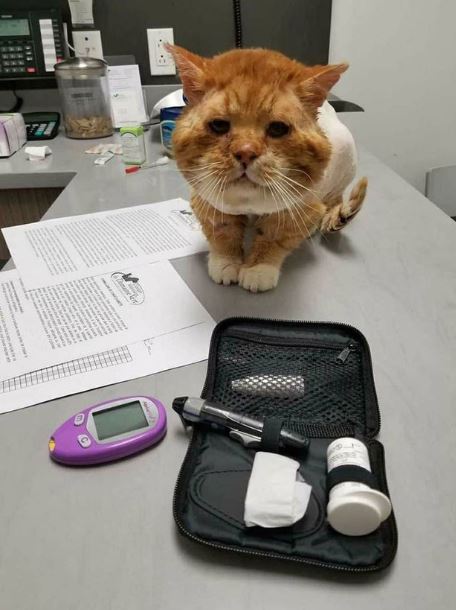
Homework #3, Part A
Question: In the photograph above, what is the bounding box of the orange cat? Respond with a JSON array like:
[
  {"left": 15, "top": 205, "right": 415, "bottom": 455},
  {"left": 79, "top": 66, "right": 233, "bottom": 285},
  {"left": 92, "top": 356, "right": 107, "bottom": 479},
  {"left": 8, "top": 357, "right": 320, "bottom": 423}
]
[{"left": 168, "top": 45, "right": 367, "bottom": 292}]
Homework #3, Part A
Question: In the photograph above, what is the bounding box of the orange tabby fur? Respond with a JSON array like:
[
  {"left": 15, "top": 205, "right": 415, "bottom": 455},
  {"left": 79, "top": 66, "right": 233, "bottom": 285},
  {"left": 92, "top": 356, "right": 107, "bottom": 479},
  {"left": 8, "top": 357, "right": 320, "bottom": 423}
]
[{"left": 168, "top": 45, "right": 367, "bottom": 292}]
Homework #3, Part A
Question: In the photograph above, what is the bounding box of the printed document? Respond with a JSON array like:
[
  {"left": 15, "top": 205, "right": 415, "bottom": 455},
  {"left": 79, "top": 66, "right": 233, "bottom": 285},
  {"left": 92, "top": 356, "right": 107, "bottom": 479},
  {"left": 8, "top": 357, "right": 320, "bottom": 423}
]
[
  {"left": 0, "top": 260, "right": 211, "bottom": 378},
  {"left": 0, "top": 321, "right": 213, "bottom": 414},
  {"left": 3, "top": 199, "right": 207, "bottom": 290}
]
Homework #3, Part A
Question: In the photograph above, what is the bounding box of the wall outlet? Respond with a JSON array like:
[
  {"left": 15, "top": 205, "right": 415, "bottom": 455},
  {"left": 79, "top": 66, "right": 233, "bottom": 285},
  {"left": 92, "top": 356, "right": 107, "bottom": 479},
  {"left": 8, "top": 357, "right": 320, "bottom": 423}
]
[
  {"left": 73, "top": 30, "right": 104, "bottom": 60},
  {"left": 147, "top": 28, "right": 176, "bottom": 76}
]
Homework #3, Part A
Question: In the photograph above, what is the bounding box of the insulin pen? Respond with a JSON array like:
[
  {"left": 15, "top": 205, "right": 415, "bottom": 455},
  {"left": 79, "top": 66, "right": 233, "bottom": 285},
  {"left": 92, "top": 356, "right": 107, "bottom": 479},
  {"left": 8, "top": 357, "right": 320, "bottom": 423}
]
[{"left": 172, "top": 396, "right": 309, "bottom": 452}]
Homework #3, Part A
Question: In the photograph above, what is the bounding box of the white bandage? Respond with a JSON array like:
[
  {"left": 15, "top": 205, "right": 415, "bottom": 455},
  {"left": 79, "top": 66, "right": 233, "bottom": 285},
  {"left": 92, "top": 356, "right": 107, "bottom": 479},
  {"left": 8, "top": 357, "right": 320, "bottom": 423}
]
[{"left": 244, "top": 452, "right": 312, "bottom": 528}]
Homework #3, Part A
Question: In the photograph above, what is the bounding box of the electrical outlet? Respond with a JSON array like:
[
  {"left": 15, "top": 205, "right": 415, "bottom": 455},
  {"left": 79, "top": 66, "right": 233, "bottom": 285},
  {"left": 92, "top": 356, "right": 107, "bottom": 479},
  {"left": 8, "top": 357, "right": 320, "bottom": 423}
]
[
  {"left": 147, "top": 28, "right": 176, "bottom": 76},
  {"left": 73, "top": 30, "right": 104, "bottom": 60}
]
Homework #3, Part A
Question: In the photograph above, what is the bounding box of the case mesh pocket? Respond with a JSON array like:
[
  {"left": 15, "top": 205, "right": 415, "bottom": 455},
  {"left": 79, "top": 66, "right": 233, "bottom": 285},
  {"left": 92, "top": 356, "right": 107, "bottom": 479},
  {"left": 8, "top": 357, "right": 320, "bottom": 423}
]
[{"left": 211, "top": 335, "right": 366, "bottom": 432}]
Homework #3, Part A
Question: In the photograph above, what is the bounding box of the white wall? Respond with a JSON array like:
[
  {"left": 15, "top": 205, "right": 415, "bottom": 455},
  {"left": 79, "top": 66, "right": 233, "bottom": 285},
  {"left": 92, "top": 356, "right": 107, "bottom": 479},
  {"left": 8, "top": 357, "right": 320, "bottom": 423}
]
[{"left": 329, "top": 0, "right": 456, "bottom": 194}]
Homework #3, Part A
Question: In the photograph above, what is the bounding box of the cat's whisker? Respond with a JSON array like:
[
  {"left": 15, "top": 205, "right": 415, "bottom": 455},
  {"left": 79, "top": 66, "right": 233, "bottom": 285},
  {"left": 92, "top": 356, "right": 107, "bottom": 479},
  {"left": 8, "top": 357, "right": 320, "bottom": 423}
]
[
  {"left": 279, "top": 180, "right": 322, "bottom": 218},
  {"left": 269, "top": 173, "right": 288, "bottom": 237},
  {"left": 287, "top": 196, "right": 322, "bottom": 246},
  {"left": 264, "top": 180, "right": 282, "bottom": 238},
  {"left": 199, "top": 174, "right": 225, "bottom": 236},
  {"left": 183, "top": 162, "right": 225, "bottom": 172},
  {"left": 264, "top": 175, "right": 285, "bottom": 237},
  {"left": 187, "top": 172, "right": 221, "bottom": 190},
  {"left": 187, "top": 177, "right": 219, "bottom": 190},
  {"left": 200, "top": 179, "right": 220, "bottom": 227},
  {"left": 261, "top": 183, "right": 279, "bottom": 237},
  {"left": 277, "top": 179, "right": 328, "bottom": 245},
  {"left": 270, "top": 178, "right": 310, "bottom": 241},
  {"left": 186, "top": 167, "right": 223, "bottom": 183},
  {"left": 278, "top": 167, "right": 314, "bottom": 183},
  {"left": 220, "top": 176, "right": 227, "bottom": 223},
  {"left": 281, "top": 188, "right": 317, "bottom": 245},
  {"left": 191, "top": 169, "right": 225, "bottom": 194},
  {"left": 265, "top": 172, "right": 299, "bottom": 231},
  {"left": 193, "top": 174, "right": 220, "bottom": 198},
  {"left": 270, "top": 176, "right": 317, "bottom": 247},
  {"left": 273, "top": 174, "right": 323, "bottom": 219},
  {"left": 165, "top": 166, "right": 223, "bottom": 174},
  {"left": 195, "top": 175, "right": 223, "bottom": 226},
  {"left": 271, "top": 168, "right": 320, "bottom": 198},
  {"left": 164, "top": 165, "right": 225, "bottom": 178},
  {"left": 213, "top": 176, "right": 226, "bottom": 230},
  {"left": 202, "top": 177, "right": 223, "bottom": 212}
]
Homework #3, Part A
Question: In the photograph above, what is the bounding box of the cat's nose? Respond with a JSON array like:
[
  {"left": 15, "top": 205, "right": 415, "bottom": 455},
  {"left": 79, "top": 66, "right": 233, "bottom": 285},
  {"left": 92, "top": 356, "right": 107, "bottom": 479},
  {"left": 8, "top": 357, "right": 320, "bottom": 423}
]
[{"left": 233, "top": 144, "right": 259, "bottom": 167}]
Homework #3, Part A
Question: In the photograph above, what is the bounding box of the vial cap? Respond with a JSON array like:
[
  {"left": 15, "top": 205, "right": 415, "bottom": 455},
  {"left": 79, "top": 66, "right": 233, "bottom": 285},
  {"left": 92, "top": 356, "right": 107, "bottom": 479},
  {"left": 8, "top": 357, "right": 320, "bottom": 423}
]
[{"left": 327, "top": 489, "right": 392, "bottom": 536}]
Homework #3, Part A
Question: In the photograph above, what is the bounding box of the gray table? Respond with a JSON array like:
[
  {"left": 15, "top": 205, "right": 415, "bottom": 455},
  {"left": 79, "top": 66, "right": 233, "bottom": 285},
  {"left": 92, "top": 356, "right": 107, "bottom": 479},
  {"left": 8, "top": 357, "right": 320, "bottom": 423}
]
[{"left": 1, "top": 126, "right": 455, "bottom": 610}]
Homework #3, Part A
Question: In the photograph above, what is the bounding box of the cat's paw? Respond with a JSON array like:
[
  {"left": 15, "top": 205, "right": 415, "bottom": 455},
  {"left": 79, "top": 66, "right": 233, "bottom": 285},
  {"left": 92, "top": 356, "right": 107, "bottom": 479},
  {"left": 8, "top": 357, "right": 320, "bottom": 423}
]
[
  {"left": 208, "top": 254, "right": 241, "bottom": 285},
  {"left": 239, "top": 264, "right": 280, "bottom": 293}
]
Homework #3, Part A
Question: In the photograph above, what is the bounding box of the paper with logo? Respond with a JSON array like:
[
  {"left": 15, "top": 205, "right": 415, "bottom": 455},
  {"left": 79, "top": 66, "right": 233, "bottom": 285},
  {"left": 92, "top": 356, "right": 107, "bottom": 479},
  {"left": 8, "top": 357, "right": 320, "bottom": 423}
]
[
  {"left": 0, "top": 260, "right": 212, "bottom": 379},
  {"left": 2, "top": 199, "right": 207, "bottom": 290}
]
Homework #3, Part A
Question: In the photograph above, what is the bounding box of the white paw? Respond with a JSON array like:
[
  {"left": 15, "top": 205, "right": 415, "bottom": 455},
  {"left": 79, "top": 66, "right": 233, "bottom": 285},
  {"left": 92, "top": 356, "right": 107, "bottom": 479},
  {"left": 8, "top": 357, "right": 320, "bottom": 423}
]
[
  {"left": 239, "top": 264, "right": 280, "bottom": 293},
  {"left": 208, "top": 254, "right": 241, "bottom": 285}
]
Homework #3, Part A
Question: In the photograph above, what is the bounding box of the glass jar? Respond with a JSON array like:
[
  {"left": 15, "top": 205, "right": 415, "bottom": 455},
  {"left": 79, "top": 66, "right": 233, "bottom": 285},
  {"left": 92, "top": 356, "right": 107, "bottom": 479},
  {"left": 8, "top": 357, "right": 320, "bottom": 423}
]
[{"left": 55, "top": 57, "right": 113, "bottom": 139}]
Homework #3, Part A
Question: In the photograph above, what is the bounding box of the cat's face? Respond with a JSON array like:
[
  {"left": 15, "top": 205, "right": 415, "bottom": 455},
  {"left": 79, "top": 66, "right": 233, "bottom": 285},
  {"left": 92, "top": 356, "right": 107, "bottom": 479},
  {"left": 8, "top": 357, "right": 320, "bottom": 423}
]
[{"left": 169, "top": 47, "right": 347, "bottom": 215}]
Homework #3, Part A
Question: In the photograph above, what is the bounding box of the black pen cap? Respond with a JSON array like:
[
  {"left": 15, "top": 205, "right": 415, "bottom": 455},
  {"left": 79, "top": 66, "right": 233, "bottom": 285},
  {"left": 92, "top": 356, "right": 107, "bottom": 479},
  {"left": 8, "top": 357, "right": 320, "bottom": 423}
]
[{"left": 172, "top": 396, "right": 188, "bottom": 414}]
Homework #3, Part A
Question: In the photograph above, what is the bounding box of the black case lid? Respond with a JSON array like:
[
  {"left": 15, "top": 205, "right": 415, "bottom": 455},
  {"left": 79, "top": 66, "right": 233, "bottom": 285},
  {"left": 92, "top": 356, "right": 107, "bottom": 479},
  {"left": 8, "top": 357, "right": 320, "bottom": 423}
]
[{"left": 201, "top": 317, "right": 381, "bottom": 439}]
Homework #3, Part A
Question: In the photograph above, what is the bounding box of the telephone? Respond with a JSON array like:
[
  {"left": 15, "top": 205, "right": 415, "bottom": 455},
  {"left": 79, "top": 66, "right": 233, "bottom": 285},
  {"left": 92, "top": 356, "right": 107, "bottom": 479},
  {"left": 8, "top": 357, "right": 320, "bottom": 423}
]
[{"left": 0, "top": 8, "right": 64, "bottom": 79}]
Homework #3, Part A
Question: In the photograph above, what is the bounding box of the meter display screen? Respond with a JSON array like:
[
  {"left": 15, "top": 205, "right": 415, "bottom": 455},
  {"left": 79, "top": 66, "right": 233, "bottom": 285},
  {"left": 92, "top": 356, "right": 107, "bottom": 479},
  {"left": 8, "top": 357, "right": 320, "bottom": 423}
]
[{"left": 93, "top": 401, "right": 148, "bottom": 440}]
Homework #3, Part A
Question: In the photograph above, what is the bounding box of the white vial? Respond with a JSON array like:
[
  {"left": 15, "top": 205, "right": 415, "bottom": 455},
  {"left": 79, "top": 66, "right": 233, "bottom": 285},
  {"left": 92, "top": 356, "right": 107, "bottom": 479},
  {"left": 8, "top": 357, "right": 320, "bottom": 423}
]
[{"left": 327, "top": 438, "right": 392, "bottom": 536}]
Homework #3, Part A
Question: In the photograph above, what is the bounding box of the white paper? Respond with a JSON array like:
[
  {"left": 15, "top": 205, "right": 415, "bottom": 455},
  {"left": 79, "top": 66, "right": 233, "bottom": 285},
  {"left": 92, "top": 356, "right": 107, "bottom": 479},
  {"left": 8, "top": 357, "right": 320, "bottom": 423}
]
[
  {"left": 0, "top": 321, "right": 213, "bottom": 414},
  {"left": 68, "top": 0, "right": 94, "bottom": 26},
  {"left": 25, "top": 145, "right": 52, "bottom": 161},
  {"left": 108, "top": 65, "right": 148, "bottom": 127},
  {"left": 3, "top": 199, "right": 207, "bottom": 290},
  {"left": 0, "top": 261, "right": 211, "bottom": 378}
]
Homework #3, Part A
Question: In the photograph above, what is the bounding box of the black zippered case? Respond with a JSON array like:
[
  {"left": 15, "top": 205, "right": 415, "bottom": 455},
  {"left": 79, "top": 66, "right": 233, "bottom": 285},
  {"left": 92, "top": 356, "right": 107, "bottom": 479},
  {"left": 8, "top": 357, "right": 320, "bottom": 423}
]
[{"left": 173, "top": 318, "right": 398, "bottom": 572}]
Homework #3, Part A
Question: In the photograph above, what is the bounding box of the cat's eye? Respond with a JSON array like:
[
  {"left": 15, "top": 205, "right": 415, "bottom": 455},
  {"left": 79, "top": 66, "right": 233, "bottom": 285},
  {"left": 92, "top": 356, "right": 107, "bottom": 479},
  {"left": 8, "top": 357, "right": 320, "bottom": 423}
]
[
  {"left": 208, "top": 119, "right": 231, "bottom": 135},
  {"left": 267, "top": 121, "right": 290, "bottom": 138}
]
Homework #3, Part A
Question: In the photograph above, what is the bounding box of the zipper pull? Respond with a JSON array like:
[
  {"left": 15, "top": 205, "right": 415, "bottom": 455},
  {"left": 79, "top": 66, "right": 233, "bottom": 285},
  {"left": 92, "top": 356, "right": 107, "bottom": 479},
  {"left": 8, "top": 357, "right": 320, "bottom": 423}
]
[{"left": 336, "top": 342, "right": 356, "bottom": 364}]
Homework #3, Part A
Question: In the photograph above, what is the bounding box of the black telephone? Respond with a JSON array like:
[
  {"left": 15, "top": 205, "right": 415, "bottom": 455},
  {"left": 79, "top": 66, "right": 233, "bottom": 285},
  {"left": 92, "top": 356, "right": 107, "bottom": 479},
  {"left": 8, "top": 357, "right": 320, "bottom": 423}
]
[{"left": 0, "top": 8, "right": 65, "bottom": 79}]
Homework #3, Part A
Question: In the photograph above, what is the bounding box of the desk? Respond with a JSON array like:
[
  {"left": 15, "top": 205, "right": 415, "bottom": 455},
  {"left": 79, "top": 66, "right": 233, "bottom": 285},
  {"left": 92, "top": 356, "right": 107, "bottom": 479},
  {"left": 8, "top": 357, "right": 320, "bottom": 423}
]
[{"left": 0, "top": 126, "right": 455, "bottom": 610}]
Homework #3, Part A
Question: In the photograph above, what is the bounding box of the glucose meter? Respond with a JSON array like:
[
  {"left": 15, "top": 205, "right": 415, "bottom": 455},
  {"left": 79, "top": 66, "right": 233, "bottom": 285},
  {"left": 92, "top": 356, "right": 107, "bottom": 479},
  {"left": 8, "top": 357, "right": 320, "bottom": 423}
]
[{"left": 49, "top": 396, "right": 167, "bottom": 465}]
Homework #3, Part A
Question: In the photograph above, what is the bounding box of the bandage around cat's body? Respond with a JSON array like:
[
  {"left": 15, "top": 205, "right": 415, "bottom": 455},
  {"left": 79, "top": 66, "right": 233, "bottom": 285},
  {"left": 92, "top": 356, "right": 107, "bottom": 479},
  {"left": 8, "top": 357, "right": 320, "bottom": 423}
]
[{"left": 316, "top": 101, "right": 357, "bottom": 203}]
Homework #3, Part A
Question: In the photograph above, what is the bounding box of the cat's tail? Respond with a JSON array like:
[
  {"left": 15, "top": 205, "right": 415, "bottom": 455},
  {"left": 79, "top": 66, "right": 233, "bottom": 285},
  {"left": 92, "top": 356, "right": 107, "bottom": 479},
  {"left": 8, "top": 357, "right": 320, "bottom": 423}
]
[{"left": 320, "top": 177, "right": 368, "bottom": 233}]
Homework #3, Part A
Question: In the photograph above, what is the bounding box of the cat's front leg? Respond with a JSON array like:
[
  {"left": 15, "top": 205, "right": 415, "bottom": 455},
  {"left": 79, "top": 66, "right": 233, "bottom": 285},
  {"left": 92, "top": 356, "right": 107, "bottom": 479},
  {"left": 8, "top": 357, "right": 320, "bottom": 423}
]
[
  {"left": 192, "top": 195, "right": 247, "bottom": 285},
  {"left": 239, "top": 205, "right": 324, "bottom": 292}
]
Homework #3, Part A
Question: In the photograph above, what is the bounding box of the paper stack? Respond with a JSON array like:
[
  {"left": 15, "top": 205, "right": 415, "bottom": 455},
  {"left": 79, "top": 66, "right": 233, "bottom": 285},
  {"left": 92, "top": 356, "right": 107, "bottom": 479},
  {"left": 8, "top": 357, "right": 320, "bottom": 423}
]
[{"left": 0, "top": 198, "right": 212, "bottom": 415}]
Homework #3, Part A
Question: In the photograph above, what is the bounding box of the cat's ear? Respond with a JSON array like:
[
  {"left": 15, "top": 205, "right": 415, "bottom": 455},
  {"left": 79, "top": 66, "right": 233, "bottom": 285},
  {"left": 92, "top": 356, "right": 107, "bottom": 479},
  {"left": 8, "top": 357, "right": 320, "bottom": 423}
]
[
  {"left": 165, "top": 44, "right": 208, "bottom": 104},
  {"left": 300, "top": 63, "right": 349, "bottom": 108}
]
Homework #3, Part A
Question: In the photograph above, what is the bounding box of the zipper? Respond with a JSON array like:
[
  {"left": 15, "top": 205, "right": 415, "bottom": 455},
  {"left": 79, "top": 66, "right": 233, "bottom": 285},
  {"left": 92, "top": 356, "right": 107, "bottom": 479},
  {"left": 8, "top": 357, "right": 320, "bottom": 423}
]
[
  {"left": 172, "top": 428, "right": 396, "bottom": 572},
  {"left": 172, "top": 317, "right": 387, "bottom": 572},
  {"left": 201, "top": 317, "right": 380, "bottom": 437},
  {"left": 336, "top": 341, "right": 357, "bottom": 364},
  {"left": 226, "top": 329, "right": 356, "bottom": 351},
  {"left": 226, "top": 330, "right": 360, "bottom": 365}
]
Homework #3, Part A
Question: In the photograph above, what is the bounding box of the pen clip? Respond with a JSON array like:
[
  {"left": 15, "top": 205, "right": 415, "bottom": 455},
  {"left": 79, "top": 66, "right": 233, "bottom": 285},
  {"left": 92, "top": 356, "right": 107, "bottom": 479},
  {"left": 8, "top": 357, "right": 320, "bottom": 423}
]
[{"left": 229, "top": 429, "right": 261, "bottom": 448}]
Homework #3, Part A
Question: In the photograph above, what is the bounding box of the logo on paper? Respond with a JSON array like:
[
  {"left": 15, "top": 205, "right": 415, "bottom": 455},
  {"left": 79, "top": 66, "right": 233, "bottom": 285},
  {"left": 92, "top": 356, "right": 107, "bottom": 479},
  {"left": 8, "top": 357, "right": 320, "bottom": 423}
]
[
  {"left": 111, "top": 272, "right": 145, "bottom": 305},
  {"left": 170, "top": 209, "right": 200, "bottom": 231}
]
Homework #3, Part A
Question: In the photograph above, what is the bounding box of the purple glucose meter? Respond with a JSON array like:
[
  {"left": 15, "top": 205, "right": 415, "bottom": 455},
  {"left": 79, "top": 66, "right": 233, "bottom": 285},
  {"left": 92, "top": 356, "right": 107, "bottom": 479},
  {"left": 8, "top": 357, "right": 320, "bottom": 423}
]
[{"left": 49, "top": 396, "right": 167, "bottom": 465}]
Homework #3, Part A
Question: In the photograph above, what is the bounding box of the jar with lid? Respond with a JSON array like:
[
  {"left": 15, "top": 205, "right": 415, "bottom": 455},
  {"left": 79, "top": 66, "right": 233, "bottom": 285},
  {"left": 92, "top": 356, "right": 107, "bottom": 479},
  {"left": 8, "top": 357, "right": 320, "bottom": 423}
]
[{"left": 55, "top": 57, "right": 114, "bottom": 139}]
